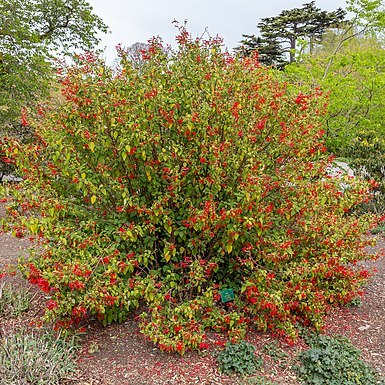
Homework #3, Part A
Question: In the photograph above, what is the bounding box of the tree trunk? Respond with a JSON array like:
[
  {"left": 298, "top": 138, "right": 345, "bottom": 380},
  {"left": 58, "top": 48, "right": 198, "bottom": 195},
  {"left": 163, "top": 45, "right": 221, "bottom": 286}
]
[{"left": 290, "top": 38, "right": 296, "bottom": 63}]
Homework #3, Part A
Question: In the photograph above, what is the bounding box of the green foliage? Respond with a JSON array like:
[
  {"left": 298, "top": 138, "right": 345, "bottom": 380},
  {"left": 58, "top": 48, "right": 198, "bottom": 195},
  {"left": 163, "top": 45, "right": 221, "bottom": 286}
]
[
  {"left": 346, "top": 0, "right": 385, "bottom": 32},
  {"left": 216, "top": 340, "right": 262, "bottom": 376},
  {"left": 295, "top": 334, "right": 384, "bottom": 385},
  {"left": 0, "top": 331, "right": 78, "bottom": 385},
  {"left": 0, "top": 282, "right": 33, "bottom": 318},
  {"left": 1, "top": 27, "right": 377, "bottom": 354},
  {"left": 348, "top": 128, "right": 385, "bottom": 211},
  {"left": 287, "top": 36, "right": 385, "bottom": 150},
  {"left": 286, "top": 35, "right": 385, "bottom": 210}
]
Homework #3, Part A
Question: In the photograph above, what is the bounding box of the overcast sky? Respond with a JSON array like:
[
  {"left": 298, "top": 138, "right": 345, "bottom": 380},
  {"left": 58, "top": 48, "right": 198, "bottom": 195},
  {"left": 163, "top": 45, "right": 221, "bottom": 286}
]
[{"left": 89, "top": 0, "right": 347, "bottom": 63}]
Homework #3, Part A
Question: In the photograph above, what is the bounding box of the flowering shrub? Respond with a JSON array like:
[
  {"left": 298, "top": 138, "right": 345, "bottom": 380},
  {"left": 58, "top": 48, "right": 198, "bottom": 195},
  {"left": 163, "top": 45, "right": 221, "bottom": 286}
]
[{"left": 1, "top": 27, "right": 379, "bottom": 353}]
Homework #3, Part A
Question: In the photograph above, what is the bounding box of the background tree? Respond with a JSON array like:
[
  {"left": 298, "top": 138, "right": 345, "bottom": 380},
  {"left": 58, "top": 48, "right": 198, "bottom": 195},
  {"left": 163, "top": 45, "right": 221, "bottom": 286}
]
[
  {"left": 112, "top": 42, "right": 152, "bottom": 71},
  {"left": 0, "top": 0, "right": 107, "bottom": 131},
  {"left": 0, "top": 0, "right": 107, "bottom": 181},
  {"left": 346, "top": 0, "right": 385, "bottom": 33},
  {"left": 236, "top": 2, "right": 346, "bottom": 65}
]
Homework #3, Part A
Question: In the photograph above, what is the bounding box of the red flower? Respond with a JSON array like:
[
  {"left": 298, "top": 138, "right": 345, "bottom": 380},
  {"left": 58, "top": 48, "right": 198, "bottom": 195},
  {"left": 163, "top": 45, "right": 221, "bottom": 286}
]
[
  {"left": 266, "top": 272, "right": 275, "bottom": 280},
  {"left": 110, "top": 273, "right": 117, "bottom": 285},
  {"left": 37, "top": 277, "right": 51, "bottom": 292},
  {"left": 231, "top": 101, "right": 240, "bottom": 120},
  {"left": 176, "top": 341, "right": 184, "bottom": 353},
  {"left": 199, "top": 341, "right": 210, "bottom": 350},
  {"left": 69, "top": 281, "right": 85, "bottom": 291},
  {"left": 21, "top": 108, "right": 29, "bottom": 126},
  {"left": 72, "top": 306, "right": 87, "bottom": 317},
  {"left": 256, "top": 118, "right": 267, "bottom": 130},
  {"left": 295, "top": 93, "right": 307, "bottom": 105},
  {"left": 105, "top": 295, "right": 117, "bottom": 306},
  {"left": 126, "top": 252, "right": 135, "bottom": 260},
  {"left": 144, "top": 89, "right": 158, "bottom": 99},
  {"left": 47, "top": 300, "right": 58, "bottom": 310}
]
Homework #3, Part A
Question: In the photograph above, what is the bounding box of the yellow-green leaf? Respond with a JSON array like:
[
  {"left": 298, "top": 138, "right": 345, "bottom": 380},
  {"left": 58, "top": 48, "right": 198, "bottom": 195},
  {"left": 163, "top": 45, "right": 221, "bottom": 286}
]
[{"left": 164, "top": 223, "right": 172, "bottom": 234}]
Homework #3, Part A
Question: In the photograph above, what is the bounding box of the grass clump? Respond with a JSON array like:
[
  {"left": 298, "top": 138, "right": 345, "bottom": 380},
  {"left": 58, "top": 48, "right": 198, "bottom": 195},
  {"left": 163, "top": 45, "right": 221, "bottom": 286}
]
[
  {"left": 0, "top": 282, "right": 33, "bottom": 318},
  {"left": 0, "top": 330, "right": 78, "bottom": 385}
]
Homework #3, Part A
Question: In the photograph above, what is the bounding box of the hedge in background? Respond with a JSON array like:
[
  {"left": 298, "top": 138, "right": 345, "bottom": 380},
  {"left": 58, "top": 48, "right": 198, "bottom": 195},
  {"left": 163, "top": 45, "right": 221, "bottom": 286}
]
[{"left": 1, "top": 27, "right": 378, "bottom": 354}]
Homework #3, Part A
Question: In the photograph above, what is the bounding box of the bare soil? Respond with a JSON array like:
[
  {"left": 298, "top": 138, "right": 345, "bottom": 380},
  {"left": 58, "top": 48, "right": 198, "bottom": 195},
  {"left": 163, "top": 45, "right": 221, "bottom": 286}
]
[{"left": 1, "top": 204, "right": 384, "bottom": 384}]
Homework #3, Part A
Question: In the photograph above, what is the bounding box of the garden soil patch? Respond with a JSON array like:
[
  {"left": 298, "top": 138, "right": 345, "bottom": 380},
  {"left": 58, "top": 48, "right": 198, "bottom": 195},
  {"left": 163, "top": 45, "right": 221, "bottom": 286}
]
[{"left": 1, "top": 201, "right": 384, "bottom": 384}]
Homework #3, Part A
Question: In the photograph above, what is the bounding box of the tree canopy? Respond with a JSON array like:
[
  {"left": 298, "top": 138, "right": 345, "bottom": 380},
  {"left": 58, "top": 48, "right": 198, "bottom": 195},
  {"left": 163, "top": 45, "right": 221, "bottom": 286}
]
[
  {"left": 0, "top": 0, "right": 108, "bottom": 132},
  {"left": 236, "top": 2, "right": 346, "bottom": 65}
]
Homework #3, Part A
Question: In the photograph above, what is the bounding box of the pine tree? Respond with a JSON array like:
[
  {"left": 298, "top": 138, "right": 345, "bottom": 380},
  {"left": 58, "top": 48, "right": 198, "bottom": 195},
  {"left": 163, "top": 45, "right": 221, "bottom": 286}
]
[{"left": 237, "top": 1, "right": 346, "bottom": 65}]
